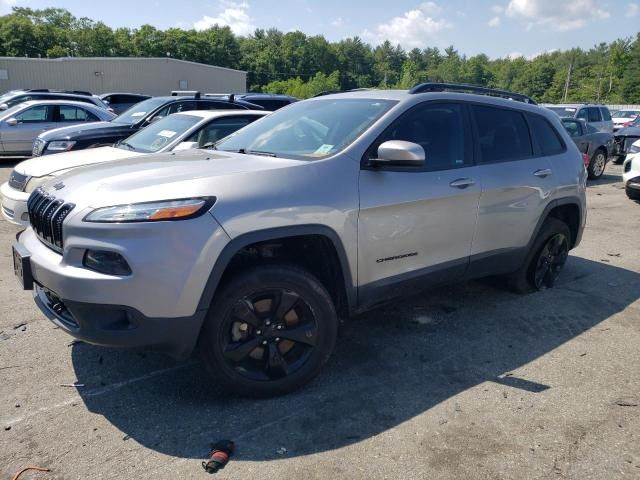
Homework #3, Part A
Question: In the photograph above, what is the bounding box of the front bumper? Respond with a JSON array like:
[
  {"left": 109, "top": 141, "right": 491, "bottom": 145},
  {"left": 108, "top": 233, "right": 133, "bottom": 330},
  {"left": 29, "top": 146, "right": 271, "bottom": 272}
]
[
  {"left": 33, "top": 285, "right": 205, "bottom": 359},
  {"left": 0, "top": 181, "right": 29, "bottom": 226},
  {"left": 15, "top": 213, "right": 230, "bottom": 357}
]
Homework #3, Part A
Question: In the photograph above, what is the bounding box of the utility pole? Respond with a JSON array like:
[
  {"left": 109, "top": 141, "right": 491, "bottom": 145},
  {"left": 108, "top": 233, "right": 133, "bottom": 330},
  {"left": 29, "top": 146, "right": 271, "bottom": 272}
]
[{"left": 563, "top": 62, "right": 572, "bottom": 102}]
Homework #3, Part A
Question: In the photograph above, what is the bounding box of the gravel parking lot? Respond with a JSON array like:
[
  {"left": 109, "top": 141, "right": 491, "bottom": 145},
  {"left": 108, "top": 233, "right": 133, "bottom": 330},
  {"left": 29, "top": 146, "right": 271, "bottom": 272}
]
[{"left": 0, "top": 162, "right": 638, "bottom": 480}]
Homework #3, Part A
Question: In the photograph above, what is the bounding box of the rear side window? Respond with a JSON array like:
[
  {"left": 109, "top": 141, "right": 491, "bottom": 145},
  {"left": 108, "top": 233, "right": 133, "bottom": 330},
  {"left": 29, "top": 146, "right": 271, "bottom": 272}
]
[
  {"left": 59, "top": 106, "right": 99, "bottom": 122},
  {"left": 576, "top": 109, "right": 588, "bottom": 120},
  {"left": 527, "top": 114, "right": 565, "bottom": 156},
  {"left": 600, "top": 107, "right": 612, "bottom": 121},
  {"left": 472, "top": 105, "right": 533, "bottom": 163},
  {"left": 588, "top": 107, "right": 602, "bottom": 122}
]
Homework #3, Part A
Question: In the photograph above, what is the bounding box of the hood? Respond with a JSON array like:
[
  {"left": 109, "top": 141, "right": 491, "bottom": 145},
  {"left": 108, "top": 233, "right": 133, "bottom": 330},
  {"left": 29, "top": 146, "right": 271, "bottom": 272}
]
[
  {"left": 15, "top": 146, "right": 145, "bottom": 177},
  {"left": 38, "top": 121, "right": 132, "bottom": 141},
  {"left": 43, "top": 149, "right": 305, "bottom": 210},
  {"left": 615, "top": 126, "right": 640, "bottom": 137}
]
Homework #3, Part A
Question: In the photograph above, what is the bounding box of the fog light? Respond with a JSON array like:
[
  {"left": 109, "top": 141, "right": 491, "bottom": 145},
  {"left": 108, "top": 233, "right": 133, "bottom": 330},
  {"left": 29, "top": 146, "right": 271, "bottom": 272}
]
[{"left": 83, "top": 250, "right": 131, "bottom": 276}]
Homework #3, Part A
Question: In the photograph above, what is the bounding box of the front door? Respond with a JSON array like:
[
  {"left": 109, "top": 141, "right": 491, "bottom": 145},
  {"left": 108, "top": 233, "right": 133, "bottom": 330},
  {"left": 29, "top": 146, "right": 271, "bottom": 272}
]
[
  {"left": 1, "top": 105, "right": 57, "bottom": 155},
  {"left": 357, "top": 102, "right": 481, "bottom": 306}
]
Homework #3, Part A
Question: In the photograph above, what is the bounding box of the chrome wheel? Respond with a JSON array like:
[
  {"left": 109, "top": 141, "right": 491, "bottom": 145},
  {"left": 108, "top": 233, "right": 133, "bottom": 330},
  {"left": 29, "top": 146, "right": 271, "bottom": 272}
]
[
  {"left": 591, "top": 152, "right": 606, "bottom": 178},
  {"left": 533, "top": 233, "right": 569, "bottom": 290}
]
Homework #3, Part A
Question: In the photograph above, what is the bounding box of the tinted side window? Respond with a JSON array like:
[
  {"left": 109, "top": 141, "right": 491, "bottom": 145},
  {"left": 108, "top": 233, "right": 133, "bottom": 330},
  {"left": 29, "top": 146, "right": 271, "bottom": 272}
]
[
  {"left": 59, "top": 106, "right": 97, "bottom": 122},
  {"left": 187, "top": 116, "right": 256, "bottom": 147},
  {"left": 576, "top": 109, "right": 588, "bottom": 120},
  {"left": 472, "top": 105, "right": 532, "bottom": 163},
  {"left": 561, "top": 120, "right": 582, "bottom": 138},
  {"left": 369, "top": 102, "right": 468, "bottom": 171},
  {"left": 201, "top": 100, "right": 246, "bottom": 110},
  {"left": 528, "top": 114, "right": 565, "bottom": 156},
  {"left": 588, "top": 107, "right": 602, "bottom": 122},
  {"left": 15, "top": 105, "right": 52, "bottom": 123},
  {"left": 600, "top": 107, "right": 612, "bottom": 121}
]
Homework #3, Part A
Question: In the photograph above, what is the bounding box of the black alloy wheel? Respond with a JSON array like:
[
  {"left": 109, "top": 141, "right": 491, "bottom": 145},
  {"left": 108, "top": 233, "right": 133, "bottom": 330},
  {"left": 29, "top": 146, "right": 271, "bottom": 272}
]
[{"left": 532, "top": 233, "right": 569, "bottom": 290}]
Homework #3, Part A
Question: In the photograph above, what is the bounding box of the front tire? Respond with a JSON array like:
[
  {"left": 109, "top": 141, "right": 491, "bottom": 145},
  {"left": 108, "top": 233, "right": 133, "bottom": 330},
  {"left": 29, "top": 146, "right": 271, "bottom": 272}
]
[
  {"left": 588, "top": 149, "right": 607, "bottom": 179},
  {"left": 626, "top": 185, "right": 640, "bottom": 201},
  {"left": 507, "top": 218, "right": 571, "bottom": 294},
  {"left": 198, "top": 264, "right": 338, "bottom": 397}
]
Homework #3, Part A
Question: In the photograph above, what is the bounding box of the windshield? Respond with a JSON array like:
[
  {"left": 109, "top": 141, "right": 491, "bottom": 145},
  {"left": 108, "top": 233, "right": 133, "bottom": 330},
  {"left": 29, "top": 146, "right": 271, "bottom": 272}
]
[
  {"left": 0, "top": 103, "right": 29, "bottom": 120},
  {"left": 216, "top": 98, "right": 397, "bottom": 159},
  {"left": 112, "top": 97, "right": 168, "bottom": 125},
  {"left": 613, "top": 110, "right": 640, "bottom": 118},
  {"left": 546, "top": 107, "right": 577, "bottom": 117},
  {"left": 117, "top": 114, "right": 202, "bottom": 153}
]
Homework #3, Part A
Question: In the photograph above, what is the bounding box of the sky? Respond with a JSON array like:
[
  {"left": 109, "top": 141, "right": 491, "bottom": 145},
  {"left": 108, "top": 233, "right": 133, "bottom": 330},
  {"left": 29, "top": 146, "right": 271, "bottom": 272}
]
[{"left": 1, "top": 0, "right": 638, "bottom": 59}]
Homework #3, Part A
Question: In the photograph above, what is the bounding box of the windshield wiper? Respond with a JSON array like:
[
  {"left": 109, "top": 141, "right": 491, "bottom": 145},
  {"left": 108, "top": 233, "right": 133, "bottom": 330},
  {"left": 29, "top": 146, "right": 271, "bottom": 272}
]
[
  {"left": 118, "top": 141, "right": 136, "bottom": 151},
  {"left": 246, "top": 149, "right": 277, "bottom": 157}
]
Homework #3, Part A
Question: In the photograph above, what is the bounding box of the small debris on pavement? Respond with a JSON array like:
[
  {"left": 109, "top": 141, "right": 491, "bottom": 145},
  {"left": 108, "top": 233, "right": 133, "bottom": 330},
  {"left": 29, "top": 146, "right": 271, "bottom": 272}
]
[
  {"left": 202, "top": 440, "right": 235, "bottom": 474},
  {"left": 454, "top": 403, "right": 462, "bottom": 412},
  {"left": 122, "top": 434, "right": 131, "bottom": 441},
  {"left": 503, "top": 391, "right": 508, "bottom": 399},
  {"left": 60, "top": 383, "right": 85, "bottom": 388},
  {"left": 276, "top": 447, "right": 288, "bottom": 455},
  {"left": 4, "top": 425, "right": 11, "bottom": 431},
  {"left": 615, "top": 397, "right": 638, "bottom": 407},
  {"left": 579, "top": 353, "right": 587, "bottom": 357},
  {"left": 12, "top": 323, "right": 26, "bottom": 330},
  {"left": 607, "top": 253, "right": 622, "bottom": 257}
]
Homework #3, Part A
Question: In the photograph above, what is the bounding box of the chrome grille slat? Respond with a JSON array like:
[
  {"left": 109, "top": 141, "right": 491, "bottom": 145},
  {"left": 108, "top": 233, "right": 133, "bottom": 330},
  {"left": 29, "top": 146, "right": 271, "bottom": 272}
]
[{"left": 27, "top": 188, "right": 75, "bottom": 252}]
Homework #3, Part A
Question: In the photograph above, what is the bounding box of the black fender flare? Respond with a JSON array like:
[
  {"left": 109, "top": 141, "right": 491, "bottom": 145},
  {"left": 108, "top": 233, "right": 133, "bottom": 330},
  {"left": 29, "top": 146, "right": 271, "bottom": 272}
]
[{"left": 196, "top": 224, "right": 357, "bottom": 315}]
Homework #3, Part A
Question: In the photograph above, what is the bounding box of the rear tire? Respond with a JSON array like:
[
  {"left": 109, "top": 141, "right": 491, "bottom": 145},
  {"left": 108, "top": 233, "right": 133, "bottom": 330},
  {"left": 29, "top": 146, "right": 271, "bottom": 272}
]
[
  {"left": 198, "top": 264, "right": 338, "bottom": 397},
  {"left": 587, "top": 149, "right": 607, "bottom": 179},
  {"left": 626, "top": 185, "right": 640, "bottom": 201},
  {"left": 507, "top": 218, "right": 571, "bottom": 294}
]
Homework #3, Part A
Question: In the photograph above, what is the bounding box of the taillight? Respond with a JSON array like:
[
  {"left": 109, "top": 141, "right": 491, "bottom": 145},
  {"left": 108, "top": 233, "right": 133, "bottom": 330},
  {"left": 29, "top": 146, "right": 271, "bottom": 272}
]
[
  {"left": 624, "top": 121, "right": 632, "bottom": 128},
  {"left": 582, "top": 153, "right": 590, "bottom": 167}
]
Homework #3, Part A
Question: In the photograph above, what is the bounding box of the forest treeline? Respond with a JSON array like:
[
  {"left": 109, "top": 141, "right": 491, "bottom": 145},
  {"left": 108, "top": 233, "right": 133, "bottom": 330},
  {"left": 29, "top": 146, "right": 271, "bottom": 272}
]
[{"left": 2, "top": 7, "right": 640, "bottom": 102}]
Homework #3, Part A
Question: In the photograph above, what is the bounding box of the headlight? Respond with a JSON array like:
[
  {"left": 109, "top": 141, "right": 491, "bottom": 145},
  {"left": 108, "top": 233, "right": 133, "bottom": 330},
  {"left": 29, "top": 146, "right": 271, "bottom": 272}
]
[
  {"left": 83, "top": 197, "right": 215, "bottom": 223},
  {"left": 46, "top": 140, "right": 76, "bottom": 152},
  {"left": 24, "top": 175, "right": 55, "bottom": 193}
]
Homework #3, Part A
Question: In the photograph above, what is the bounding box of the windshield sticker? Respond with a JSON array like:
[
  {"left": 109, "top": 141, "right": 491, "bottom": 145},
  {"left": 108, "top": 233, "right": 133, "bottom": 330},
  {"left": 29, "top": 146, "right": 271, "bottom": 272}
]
[
  {"left": 314, "top": 144, "right": 334, "bottom": 155},
  {"left": 131, "top": 111, "right": 146, "bottom": 117},
  {"left": 157, "top": 130, "right": 177, "bottom": 138}
]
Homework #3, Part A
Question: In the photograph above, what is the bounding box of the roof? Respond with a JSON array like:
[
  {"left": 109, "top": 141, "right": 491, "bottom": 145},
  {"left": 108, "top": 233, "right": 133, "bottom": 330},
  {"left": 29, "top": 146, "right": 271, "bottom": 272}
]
[
  {"left": 10, "top": 99, "right": 106, "bottom": 108},
  {"left": 0, "top": 56, "right": 247, "bottom": 75},
  {"left": 172, "top": 109, "right": 269, "bottom": 120},
  {"left": 543, "top": 103, "right": 606, "bottom": 108}
]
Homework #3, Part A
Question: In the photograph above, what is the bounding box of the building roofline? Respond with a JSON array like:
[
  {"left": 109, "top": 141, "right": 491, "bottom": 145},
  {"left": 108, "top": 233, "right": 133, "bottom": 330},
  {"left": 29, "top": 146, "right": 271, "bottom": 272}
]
[{"left": 0, "top": 56, "right": 247, "bottom": 75}]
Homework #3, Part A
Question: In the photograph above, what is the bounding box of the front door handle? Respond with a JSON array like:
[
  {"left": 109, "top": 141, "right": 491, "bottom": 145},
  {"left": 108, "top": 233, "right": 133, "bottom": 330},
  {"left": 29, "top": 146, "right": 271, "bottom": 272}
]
[
  {"left": 449, "top": 178, "right": 475, "bottom": 189},
  {"left": 534, "top": 168, "right": 553, "bottom": 178}
]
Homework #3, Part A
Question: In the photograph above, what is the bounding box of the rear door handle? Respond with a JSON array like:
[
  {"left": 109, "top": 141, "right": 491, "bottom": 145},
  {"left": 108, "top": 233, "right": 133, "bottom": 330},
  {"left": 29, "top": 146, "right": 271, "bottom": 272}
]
[
  {"left": 449, "top": 178, "right": 475, "bottom": 189},
  {"left": 533, "top": 168, "right": 552, "bottom": 178}
]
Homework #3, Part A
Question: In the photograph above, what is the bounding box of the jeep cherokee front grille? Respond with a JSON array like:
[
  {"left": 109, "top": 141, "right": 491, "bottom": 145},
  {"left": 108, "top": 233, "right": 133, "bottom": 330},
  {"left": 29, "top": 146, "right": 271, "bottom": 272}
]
[{"left": 27, "top": 188, "right": 75, "bottom": 252}]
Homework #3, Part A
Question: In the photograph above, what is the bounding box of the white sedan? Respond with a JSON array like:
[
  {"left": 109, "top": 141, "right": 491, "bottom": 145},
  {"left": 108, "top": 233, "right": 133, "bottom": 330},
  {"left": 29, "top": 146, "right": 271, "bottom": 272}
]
[
  {"left": 1, "top": 109, "right": 268, "bottom": 225},
  {"left": 623, "top": 140, "right": 640, "bottom": 201}
]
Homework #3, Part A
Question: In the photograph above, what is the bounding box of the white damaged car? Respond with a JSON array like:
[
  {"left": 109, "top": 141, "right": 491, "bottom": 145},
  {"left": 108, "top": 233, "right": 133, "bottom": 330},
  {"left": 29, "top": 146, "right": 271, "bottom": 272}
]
[
  {"left": 1, "top": 109, "right": 267, "bottom": 225},
  {"left": 623, "top": 139, "right": 640, "bottom": 201}
]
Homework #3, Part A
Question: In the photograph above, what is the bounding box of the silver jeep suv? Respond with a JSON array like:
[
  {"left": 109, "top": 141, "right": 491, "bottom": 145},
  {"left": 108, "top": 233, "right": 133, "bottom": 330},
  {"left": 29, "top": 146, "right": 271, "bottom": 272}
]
[{"left": 13, "top": 84, "right": 587, "bottom": 396}]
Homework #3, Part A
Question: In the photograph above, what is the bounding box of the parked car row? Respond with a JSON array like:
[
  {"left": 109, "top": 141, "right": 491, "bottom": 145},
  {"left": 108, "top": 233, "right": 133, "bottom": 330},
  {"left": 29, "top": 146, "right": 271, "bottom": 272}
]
[
  {"left": 7, "top": 83, "right": 588, "bottom": 396},
  {"left": 0, "top": 89, "right": 297, "bottom": 158}
]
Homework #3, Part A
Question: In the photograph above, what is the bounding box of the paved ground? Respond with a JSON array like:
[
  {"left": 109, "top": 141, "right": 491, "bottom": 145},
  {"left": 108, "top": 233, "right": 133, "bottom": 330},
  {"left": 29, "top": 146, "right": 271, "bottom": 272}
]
[{"left": 0, "top": 162, "right": 638, "bottom": 480}]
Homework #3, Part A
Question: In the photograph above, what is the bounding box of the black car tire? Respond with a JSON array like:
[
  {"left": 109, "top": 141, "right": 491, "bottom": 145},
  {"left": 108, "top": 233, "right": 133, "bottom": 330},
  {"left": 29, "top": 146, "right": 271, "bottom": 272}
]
[
  {"left": 587, "top": 149, "right": 607, "bottom": 179},
  {"left": 626, "top": 185, "right": 640, "bottom": 201},
  {"left": 199, "top": 264, "right": 338, "bottom": 397},
  {"left": 507, "top": 218, "right": 571, "bottom": 294}
]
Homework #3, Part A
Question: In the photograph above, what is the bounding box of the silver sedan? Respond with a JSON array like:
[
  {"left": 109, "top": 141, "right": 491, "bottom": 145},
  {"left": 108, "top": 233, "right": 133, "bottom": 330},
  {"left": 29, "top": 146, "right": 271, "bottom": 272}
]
[{"left": 0, "top": 100, "right": 116, "bottom": 158}]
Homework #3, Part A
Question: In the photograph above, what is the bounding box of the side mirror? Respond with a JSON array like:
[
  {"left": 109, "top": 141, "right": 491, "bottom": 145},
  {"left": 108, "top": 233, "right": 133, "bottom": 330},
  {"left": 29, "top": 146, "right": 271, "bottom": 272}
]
[
  {"left": 173, "top": 141, "right": 199, "bottom": 151},
  {"left": 0, "top": 103, "right": 8, "bottom": 111},
  {"left": 369, "top": 140, "right": 425, "bottom": 167},
  {"left": 5, "top": 118, "right": 18, "bottom": 127}
]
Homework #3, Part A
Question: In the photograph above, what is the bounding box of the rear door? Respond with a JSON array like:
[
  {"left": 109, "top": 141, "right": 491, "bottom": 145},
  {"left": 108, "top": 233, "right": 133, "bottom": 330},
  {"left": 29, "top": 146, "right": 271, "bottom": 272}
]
[
  {"left": 599, "top": 107, "right": 614, "bottom": 133},
  {"left": 587, "top": 107, "right": 607, "bottom": 132},
  {"left": 0, "top": 104, "right": 57, "bottom": 155},
  {"left": 358, "top": 102, "right": 481, "bottom": 305},
  {"left": 468, "top": 104, "right": 556, "bottom": 276},
  {"left": 562, "top": 119, "right": 588, "bottom": 153}
]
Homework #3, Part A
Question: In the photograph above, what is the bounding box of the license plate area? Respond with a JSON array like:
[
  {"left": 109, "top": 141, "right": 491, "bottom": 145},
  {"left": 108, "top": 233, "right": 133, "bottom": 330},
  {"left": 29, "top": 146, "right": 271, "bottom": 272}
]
[{"left": 13, "top": 242, "right": 33, "bottom": 290}]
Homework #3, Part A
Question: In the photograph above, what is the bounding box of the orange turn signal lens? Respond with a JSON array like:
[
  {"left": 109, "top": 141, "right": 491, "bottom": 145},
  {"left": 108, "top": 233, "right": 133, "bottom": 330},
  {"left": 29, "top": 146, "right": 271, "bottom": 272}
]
[{"left": 148, "top": 204, "right": 204, "bottom": 220}]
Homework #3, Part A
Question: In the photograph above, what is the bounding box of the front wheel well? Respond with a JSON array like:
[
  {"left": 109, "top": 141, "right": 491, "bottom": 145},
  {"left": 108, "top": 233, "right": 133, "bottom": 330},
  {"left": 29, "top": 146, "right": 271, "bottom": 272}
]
[
  {"left": 547, "top": 203, "right": 580, "bottom": 248},
  {"left": 218, "top": 234, "right": 350, "bottom": 318}
]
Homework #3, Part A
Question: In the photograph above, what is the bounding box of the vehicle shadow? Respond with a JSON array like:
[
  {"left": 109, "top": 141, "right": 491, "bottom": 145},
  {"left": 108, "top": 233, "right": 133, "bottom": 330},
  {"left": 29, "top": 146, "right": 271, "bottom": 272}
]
[
  {"left": 588, "top": 172, "right": 621, "bottom": 186},
  {"left": 71, "top": 257, "right": 640, "bottom": 461}
]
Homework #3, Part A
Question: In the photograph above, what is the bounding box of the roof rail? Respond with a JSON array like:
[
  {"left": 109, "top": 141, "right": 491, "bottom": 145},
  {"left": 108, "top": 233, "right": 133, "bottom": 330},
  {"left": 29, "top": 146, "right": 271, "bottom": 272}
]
[
  {"left": 25, "top": 88, "right": 93, "bottom": 96},
  {"left": 408, "top": 83, "right": 537, "bottom": 105},
  {"left": 171, "top": 90, "right": 201, "bottom": 99},
  {"left": 203, "top": 93, "right": 237, "bottom": 103},
  {"left": 312, "top": 88, "right": 371, "bottom": 98}
]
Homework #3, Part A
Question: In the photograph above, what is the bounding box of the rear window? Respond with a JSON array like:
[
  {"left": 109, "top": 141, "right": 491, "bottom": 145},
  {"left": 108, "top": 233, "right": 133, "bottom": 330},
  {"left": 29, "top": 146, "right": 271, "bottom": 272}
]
[
  {"left": 527, "top": 114, "right": 565, "bottom": 156},
  {"left": 472, "top": 105, "right": 533, "bottom": 163}
]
